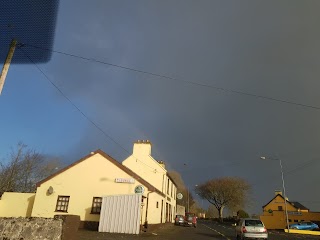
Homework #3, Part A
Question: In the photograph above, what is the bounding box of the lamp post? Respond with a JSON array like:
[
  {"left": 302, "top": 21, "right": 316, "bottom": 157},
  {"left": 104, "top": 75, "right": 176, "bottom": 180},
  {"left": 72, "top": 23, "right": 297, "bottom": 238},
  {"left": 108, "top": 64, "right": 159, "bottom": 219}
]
[
  {"left": 183, "top": 163, "right": 190, "bottom": 213},
  {"left": 260, "top": 156, "right": 290, "bottom": 232}
]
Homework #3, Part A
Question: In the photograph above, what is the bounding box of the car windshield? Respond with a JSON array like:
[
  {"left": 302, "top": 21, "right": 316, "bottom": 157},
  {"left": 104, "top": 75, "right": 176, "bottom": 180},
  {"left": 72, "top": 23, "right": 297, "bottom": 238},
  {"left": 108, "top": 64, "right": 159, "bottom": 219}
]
[
  {"left": 186, "top": 213, "right": 195, "bottom": 217},
  {"left": 245, "top": 220, "right": 263, "bottom": 227}
]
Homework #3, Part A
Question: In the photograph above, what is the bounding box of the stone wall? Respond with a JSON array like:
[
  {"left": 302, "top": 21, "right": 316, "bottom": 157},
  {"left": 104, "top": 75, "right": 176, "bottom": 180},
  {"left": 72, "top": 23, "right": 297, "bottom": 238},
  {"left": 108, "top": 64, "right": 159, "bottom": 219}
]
[{"left": 0, "top": 217, "right": 63, "bottom": 240}]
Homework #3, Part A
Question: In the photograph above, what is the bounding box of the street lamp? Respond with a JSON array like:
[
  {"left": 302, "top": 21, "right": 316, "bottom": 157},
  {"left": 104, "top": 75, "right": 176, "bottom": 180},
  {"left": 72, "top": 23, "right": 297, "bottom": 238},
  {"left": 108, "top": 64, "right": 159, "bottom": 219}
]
[
  {"left": 183, "top": 163, "right": 190, "bottom": 213},
  {"left": 260, "top": 156, "right": 290, "bottom": 232}
]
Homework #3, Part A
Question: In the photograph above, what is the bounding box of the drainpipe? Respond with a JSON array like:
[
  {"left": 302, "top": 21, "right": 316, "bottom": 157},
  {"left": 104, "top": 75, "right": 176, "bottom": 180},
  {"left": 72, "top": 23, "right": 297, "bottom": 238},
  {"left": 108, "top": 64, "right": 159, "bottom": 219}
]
[{"left": 143, "top": 191, "right": 152, "bottom": 231}]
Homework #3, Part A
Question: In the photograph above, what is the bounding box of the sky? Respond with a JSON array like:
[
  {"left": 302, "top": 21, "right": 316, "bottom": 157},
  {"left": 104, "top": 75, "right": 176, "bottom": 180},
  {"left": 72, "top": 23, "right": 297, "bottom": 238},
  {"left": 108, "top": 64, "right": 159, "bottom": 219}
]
[{"left": 1, "top": 0, "right": 320, "bottom": 214}]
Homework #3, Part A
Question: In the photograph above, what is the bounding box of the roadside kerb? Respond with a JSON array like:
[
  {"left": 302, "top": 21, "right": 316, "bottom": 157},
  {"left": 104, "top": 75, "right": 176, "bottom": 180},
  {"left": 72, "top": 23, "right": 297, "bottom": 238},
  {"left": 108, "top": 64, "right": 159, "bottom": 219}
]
[{"left": 284, "top": 229, "right": 320, "bottom": 236}]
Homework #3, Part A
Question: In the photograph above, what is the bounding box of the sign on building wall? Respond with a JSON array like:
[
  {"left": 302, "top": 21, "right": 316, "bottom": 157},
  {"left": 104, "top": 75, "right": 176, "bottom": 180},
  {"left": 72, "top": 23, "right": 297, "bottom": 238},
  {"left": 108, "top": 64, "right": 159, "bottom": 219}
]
[
  {"left": 134, "top": 185, "right": 145, "bottom": 194},
  {"left": 115, "top": 178, "right": 135, "bottom": 183},
  {"left": 288, "top": 211, "right": 302, "bottom": 216},
  {"left": 177, "top": 193, "right": 183, "bottom": 200}
]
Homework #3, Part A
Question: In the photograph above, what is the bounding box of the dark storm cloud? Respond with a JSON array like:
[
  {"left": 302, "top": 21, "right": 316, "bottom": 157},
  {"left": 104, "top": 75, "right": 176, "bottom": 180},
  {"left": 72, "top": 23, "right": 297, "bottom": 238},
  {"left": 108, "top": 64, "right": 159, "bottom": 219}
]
[{"left": 43, "top": 0, "right": 320, "bottom": 213}]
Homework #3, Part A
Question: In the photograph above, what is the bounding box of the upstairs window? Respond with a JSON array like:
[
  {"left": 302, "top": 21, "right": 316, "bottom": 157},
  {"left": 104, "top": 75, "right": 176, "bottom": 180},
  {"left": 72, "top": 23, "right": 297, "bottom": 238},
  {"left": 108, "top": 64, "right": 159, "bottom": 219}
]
[
  {"left": 278, "top": 206, "right": 283, "bottom": 211},
  {"left": 167, "top": 178, "right": 170, "bottom": 194},
  {"left": 91, "top": 197, "right": 102, "bottom": 214},
  {"left": 55, "top": 196, "right": 70, "bottom": 212}
]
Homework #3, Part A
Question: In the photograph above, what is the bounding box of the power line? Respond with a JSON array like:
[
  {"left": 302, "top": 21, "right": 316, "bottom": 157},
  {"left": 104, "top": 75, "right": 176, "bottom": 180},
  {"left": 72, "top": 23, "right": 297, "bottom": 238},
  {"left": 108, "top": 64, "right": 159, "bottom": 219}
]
[
  {"left": 23, "top": 43, "right": 320, "bottom": 111},
  {"left": 285, "top": 158, "right": 319, "bottom": 175},
  {"left": 19, "top": 48, "right": 161, "bottom": 174},
  {"left": 298, "top": 201, "right": 320, "bottom": 204}
]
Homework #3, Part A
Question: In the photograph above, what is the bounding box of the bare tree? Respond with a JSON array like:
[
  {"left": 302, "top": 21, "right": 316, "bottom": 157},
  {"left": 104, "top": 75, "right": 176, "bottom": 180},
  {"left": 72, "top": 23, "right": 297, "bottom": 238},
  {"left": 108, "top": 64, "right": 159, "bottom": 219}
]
[
  {"left": 206, "top": 204, "right": 219, "bottom": 218},
  {"left": 195, "top": 177, "right": 251, "bottom": 222},
  {"left": 0, "top": 142, "right": 61, "bottom": 194}
]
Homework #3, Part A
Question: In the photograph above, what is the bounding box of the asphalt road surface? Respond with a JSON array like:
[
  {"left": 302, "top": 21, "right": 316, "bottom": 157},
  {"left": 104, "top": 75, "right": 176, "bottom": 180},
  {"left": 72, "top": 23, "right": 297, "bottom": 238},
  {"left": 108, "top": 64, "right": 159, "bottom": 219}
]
[{"left": 78, "top": 220, "right": 320, "bottom": 240}]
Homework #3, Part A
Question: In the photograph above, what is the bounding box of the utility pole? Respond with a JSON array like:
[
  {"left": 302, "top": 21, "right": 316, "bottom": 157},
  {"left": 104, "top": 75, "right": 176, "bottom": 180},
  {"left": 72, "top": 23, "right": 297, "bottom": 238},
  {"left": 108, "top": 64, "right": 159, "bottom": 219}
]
[
  {"left": 261, "top": 156, "right": 290, "bottom": 232},
  {"left": 0, "top": 39, "right": 17, "bottom": 95}
]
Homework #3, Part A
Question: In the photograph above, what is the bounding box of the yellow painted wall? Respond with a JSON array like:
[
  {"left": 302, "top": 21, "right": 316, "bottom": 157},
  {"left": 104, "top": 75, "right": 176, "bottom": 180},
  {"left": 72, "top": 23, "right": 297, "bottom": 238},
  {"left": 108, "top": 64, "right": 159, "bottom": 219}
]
[
  {"left": 261, "top": 211, "right": 320, "bottom": 229},
  {"left": 147, "top": 192, "right": 166, "bottom": 224},
  {"left": 122, "top": 157, "right": 165, "bottom": 193},
  {"left": 0, "top": 192, "right": 35, "bottom": 217},
  {"left": 31, "top": 152, "right": 152, "bottom": 221},
  {"left": 122, "top": 142, "right": 177, "bottom": 223},
  {"left": 122, "top": 142, "right": 169, "bottom": 192}
]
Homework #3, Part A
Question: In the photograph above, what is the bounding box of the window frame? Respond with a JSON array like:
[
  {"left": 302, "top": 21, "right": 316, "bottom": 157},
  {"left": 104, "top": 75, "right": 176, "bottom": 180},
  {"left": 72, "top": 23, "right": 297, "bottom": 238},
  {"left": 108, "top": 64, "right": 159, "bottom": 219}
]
[
  {"left": 55, "top": 195, "right": 70, "bottom": 213},
  {"left": 91, "top": 197, "right": 103, "bottom": 214}
]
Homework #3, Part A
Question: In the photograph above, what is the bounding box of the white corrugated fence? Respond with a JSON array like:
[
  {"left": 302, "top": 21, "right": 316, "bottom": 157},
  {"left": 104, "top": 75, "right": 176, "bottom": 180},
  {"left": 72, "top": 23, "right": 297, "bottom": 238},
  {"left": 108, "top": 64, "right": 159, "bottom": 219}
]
[{"left": 98, "top": 194, "right": 142, "bottom": 234}]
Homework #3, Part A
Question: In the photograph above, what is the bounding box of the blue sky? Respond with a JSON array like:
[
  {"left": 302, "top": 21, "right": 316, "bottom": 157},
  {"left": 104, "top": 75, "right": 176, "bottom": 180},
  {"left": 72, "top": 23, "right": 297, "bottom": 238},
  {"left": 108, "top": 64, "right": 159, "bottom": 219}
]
[{"left": 1, "top": 0, "right": 320, "bottom": 214}]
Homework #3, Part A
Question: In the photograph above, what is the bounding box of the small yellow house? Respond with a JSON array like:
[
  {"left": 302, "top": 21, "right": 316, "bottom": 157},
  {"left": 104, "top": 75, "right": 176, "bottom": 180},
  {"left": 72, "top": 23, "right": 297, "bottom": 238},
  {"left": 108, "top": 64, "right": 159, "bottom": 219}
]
[
  {"left": 0, "top": 140, "right": 177, "bottom": 231},
  {"left": 260, "top": 191, "right": 320, "bottom": 229}
]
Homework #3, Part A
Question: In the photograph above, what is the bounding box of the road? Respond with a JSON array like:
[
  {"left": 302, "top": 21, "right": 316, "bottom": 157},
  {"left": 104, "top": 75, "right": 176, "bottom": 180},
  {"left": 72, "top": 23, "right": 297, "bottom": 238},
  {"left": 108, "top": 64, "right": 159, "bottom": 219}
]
[
  {"left": 78, "top": 220, "right": 320, "bottom": 240},
  {"left": 201, "top": 220, "right": 320, "bottom": 240}
]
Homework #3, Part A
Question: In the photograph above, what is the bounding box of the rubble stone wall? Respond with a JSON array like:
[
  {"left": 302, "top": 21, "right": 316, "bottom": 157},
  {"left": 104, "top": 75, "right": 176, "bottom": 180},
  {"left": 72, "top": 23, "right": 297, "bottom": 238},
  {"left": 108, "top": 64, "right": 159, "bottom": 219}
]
[{"left": 0, "top": 217, "right": 63, "bottom": 240}]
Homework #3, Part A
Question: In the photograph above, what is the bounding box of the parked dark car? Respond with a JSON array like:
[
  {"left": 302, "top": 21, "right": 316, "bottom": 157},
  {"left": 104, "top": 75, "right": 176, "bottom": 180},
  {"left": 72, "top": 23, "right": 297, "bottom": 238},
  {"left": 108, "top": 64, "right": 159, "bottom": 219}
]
[
  {"left": 184, "top": 213, "right": 197, "bottom": 228},
  {"left": 289, "top": 221, "right": 319, "bottom": 230},
  {"left": 175, "top": 215, "right": 185, "bottom": 225}
]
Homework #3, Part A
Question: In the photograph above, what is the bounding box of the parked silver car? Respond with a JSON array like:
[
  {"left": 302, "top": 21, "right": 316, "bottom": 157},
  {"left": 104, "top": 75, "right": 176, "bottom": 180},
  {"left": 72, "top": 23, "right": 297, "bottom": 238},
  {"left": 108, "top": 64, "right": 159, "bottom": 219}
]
[
  {"left": 235, "top": 218, "right": 268, "bottom": 240},
  {"left": 174, "top": 215, "right": 185, "bottom": 225}
]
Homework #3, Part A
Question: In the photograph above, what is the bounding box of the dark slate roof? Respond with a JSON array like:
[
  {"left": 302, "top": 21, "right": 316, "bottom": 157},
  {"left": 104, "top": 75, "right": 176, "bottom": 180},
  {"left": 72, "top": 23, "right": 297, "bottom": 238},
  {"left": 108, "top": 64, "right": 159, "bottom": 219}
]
[{"left": 290, "top": 201, "right": 309, "bottom": 211}]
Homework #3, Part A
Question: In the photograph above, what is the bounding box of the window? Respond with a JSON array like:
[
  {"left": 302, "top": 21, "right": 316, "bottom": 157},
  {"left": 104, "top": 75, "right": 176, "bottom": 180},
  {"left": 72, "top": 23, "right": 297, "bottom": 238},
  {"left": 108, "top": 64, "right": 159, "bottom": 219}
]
[
  {"left": 245, "top": 220, "right": 263, "bottom": 227},
  {"left": 171, "top": 182, "right": 173, "bottom": 197},
  {"left": 289, "top": 219, "right": 292, "bottom": 222},
  {"left": 55, "top": 196, "right": 70, "bottom": 212},
  {"left": 294, "top": 220, "right": 298, "bottom": 222},
  {"left": 91, "top": 197, "right": 102, "bottom": 214},
  {"left": 278, "top": 206, "right": 283, "bottom": 211},
  {"left": 156, "top": 201, "right": 159, "bottom": 208},
  {"left": 167, "top": 178, "right": 170, "bottom": 194}
]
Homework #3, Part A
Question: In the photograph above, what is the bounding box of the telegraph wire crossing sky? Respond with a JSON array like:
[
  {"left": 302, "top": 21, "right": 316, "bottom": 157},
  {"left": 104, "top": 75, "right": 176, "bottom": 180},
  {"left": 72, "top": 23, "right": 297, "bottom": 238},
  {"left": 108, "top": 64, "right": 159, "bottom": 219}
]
[{"left": 18, "top": 43, "right": 320, "bottom": 111}]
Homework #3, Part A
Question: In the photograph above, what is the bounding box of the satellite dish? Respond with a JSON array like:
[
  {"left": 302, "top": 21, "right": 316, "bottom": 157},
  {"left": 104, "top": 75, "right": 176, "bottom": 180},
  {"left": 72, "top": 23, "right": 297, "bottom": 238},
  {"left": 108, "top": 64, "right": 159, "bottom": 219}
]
[
  {"left": 177, "top": 193, "right": 183, "bottom": 200},
  {"left": 47, "top": 186, "right": 54, "bottom": 195}
]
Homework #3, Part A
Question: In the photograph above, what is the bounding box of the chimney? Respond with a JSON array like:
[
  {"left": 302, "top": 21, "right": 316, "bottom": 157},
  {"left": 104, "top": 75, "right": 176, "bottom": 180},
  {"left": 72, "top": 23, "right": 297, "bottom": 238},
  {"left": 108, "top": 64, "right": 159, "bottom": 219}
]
[
  {"left": 275, "top": 190, "right": 282, "bottom": 196},
  {"left": 133, "top": 140, "right": 152, "bottom": 156},
  {"left": 157, "top": 160, "right": 166, "bottom": 169}
]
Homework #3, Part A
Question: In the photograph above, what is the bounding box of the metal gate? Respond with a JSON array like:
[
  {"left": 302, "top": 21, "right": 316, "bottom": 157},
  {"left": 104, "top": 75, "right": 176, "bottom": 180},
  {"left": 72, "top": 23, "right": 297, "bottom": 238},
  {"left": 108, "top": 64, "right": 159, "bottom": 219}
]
[{"left": 98, "top": 194, "right": 142, "bottom": 234}]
